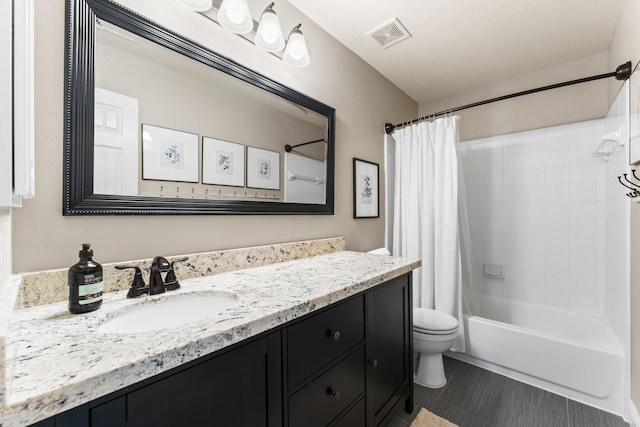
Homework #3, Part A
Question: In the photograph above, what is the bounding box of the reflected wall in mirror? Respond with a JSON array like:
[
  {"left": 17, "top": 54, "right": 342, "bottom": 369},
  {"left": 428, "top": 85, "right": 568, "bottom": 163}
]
[{"left": 64, "top": 0, "right": 335, "bottom": 215}]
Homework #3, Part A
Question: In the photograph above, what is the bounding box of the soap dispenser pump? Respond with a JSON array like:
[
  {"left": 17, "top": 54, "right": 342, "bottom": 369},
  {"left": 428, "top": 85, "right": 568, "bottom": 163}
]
[{"left": 68, "top": 243, "right": 104, "bottom": 314}]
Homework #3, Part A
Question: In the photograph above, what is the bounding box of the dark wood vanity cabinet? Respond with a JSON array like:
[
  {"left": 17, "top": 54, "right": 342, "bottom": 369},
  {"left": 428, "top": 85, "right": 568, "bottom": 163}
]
[
  {"left": 124, "top": 331, "right": 282, "bottom": 427},
  {"left": 365, "top": 275, "right": 413, "bottom": 426},
  {"left": 33, "top": 274, "right": 412, "bottom": 427},
  {"left": 285, "top": 296, "right": 366, "bottom": 427},
  {"left": 33, "top": 333, "right": 283, "bottom": 427},
  {"left": 284, "top": 274, "right": 412, "bottom": 427}
]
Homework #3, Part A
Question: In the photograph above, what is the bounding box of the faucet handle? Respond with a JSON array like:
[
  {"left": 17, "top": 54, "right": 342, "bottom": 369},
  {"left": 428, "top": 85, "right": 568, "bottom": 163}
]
[
  {"left": 165, "top": 257, "right": 188, "bottom": 291},
  {"left": 115, "top": 265, "right": 148, "bottom": 298}
]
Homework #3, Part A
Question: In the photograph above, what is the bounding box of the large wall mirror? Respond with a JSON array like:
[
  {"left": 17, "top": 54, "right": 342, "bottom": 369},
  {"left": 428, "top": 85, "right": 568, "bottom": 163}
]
[{"left": 64, "top": 0, "right": 335, "bottom": 215}]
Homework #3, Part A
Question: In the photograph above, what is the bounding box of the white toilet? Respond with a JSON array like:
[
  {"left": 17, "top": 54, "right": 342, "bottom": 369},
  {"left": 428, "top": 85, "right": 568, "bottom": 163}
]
[{"left": 413, "top": 307, "right": 459, "bottom": 388}]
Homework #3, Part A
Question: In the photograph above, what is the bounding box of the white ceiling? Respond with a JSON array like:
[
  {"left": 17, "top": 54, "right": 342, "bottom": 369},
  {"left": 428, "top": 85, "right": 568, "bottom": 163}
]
[{"left": 287, "top": 0, "right": 626, "bottom": 104}]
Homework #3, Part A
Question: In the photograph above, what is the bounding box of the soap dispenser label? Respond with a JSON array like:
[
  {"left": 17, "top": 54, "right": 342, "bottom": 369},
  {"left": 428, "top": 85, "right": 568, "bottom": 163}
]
[{"left": 78, "top": 274, "right": 104, "bottom": 305}]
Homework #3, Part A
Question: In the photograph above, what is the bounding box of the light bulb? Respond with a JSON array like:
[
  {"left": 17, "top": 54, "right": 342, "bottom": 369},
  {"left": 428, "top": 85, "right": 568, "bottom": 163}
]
[
  {"left": 288, "top": 37, "right": 304, "bottom": 60},
  {"left": 217, "top": 0, "right": 253, "bottom": 34},
  {"left": 261, "top": 25, "right": 278, "bottom": 44},
  {"left": 255, "top": 4, "right": 285, "bottom": 52},
  {"left": 225, "top": 8, "right": 245, "bottom": 25},
  {"left": 283, "top": 25, "right": 310, "bottom": 67}
]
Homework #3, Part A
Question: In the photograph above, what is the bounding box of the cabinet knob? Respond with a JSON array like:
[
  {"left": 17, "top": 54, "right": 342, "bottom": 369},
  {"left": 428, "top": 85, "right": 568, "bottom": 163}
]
[
  {"left": 327, "top": 330, "right": 341, "bottom": 341},
  {"left": 368, "top": 359, "right": 378, "bottom": 368},
  {"left": 327, "top": 387, "right": 341, "bottom": 400}
]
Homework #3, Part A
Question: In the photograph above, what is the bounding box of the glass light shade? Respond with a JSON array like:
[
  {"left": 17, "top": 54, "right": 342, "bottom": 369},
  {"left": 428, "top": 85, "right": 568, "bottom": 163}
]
[
  {"left": 283, "top": 28, "right": 310, "bottom": 67},
  {"left": 255, "top": 9, "right": 285, "bottom": 52},
  {"left": 176, "top": 0, "right": 212, "bottom": 12},
  {"left": 217, "top": 0, "right": 253, "bottom": 34}
]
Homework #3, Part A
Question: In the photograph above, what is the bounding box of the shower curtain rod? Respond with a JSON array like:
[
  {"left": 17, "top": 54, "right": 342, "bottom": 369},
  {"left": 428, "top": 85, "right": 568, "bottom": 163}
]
[
  {"left": 284, "top": 138, "right": 325, "bottom": 152},
  {"left": 384, "top": 61, "right": 633, "bottom": 135}
]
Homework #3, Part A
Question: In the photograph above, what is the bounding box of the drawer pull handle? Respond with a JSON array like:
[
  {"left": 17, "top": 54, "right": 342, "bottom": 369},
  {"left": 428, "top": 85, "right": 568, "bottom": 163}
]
[
  {"left": 327, "top": 330, "right": 341, "bottom": 341},
  {"left": 368, "top": 359, "right": 378, "bottom": 368},
  {"left": 327, "top": 387, "right": 341, "bottom": 400}
]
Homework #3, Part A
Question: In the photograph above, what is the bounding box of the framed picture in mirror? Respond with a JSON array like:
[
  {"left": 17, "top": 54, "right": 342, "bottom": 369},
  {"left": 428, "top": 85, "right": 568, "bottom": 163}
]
[
  {"left": 202, "top": 137, "right": 245, "bottom": 187},
  {"left": 247, "top": 147, "right": 280, "bottom": 190},
  {"left": 142, "top": 124, "right": 199, "bottom": 183}
]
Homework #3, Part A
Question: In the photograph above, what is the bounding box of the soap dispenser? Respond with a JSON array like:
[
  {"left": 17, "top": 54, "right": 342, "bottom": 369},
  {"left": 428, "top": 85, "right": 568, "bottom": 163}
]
[{"left": 68, "top": 243, "right": 103, "bottom": 314}]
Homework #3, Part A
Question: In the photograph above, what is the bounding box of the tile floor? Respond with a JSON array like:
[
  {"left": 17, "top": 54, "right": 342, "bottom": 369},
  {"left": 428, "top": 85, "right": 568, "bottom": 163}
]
[{"left": 388, "top": 357, "right": 629, "bottom": 427}]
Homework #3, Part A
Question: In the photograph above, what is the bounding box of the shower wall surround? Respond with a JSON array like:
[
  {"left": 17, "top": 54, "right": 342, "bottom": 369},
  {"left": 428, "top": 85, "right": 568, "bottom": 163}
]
[
  {"left": 459, "top": 84, "right": 631, "bottom": 419},
  {"left": 461, "top": 113, "right": 627, "bottom": 318}
]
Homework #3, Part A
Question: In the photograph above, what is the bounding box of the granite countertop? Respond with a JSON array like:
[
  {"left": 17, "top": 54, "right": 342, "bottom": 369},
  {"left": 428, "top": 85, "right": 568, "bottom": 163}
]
[{"left": 3, "top": 250, "right": 420, "bottom": 426}]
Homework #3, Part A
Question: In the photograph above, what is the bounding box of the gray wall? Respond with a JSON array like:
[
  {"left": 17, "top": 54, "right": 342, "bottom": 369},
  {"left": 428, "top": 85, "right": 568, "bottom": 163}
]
[{"left": 418, "top": 52, "right": 610, "bottom": 142}]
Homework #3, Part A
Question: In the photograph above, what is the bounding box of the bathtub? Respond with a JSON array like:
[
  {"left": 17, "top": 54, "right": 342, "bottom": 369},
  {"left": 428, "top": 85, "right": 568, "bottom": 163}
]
[{"left": 447, "top": 294, "right": 625, "bottom": 414}]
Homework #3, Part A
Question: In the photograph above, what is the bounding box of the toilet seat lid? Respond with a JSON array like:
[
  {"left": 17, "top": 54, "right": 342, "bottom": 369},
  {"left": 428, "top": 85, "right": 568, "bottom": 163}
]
[{"left": 413, "top": 308, "right": 458, "bottom": 334}]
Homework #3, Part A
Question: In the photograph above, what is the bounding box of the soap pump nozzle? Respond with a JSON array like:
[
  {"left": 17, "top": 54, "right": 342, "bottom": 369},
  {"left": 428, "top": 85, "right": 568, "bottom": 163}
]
[{"left": 79, "top": 243, "right": 93, "bottom": 260}]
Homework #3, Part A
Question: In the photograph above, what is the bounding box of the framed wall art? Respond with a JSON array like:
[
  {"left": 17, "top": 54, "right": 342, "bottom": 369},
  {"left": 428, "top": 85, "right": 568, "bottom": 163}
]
[
  {"left": 353, "top": 158, "right": 379, "bottom": 218},
  {"left": 202, "top": 137, "right": 245, "bottom": 187},
  {"left": 142, "top": 124, "right": 199, "bottom": 183},
  {"left": 247, "top": 147, "right": 280, "bottom": 190}
]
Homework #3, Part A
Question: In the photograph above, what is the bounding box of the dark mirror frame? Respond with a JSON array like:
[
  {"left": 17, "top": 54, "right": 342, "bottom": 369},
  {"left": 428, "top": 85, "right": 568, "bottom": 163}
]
[{"left": 63, "top": 0, "right": 335, "bottom": 215}]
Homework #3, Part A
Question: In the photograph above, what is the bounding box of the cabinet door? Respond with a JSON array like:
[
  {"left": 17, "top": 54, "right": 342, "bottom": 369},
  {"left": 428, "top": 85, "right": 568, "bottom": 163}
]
[
  {"left": 126, "top": 332, "right": 282, "bottom": 427},
  {"left": 31, "top": 404, "right": 88, "bottom": 427},
  {"left": 90, "top": 396, "right": 126, "bottom": 427},
  {"left": 365, "top": 274, "right": 412, "bottom": 426}
]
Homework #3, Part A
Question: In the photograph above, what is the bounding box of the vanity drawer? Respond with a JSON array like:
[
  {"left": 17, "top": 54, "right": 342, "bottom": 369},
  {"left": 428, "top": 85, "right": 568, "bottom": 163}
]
[
  {"left": 287, "top": 296, "right": 364, "bottom": 389},
  {"left": 332, "top": 397, "right": 366, "bottom": 427},
  {"left": 288, "top": 347, "right": 365, "bottom": 427}
]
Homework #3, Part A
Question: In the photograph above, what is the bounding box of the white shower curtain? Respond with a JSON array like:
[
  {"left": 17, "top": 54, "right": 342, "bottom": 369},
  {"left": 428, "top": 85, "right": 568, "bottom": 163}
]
[{"left": 384, "top": 116, "right": 473, "bottom": 352}]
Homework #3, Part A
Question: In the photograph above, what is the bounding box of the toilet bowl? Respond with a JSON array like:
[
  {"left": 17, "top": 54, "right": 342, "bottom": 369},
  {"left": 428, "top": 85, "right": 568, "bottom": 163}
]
[{"left": 413, "top": 307, "right": 459, "bottom": 388}]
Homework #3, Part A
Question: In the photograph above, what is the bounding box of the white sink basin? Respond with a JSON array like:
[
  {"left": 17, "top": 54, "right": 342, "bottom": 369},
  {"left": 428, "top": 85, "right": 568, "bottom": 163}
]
[{"left": 97, "top": 293, "right": 238, "bottom": 334}]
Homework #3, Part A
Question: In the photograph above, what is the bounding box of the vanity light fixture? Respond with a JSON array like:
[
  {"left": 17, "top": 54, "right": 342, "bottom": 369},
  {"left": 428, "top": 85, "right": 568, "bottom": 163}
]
[
  {"left": 254, "top": 3, "right": 285, "bottom": 52},
  {"left": 192, "top": 1, "right": 311, "bottom": 67},
  {"left": 283, "top": 24, "right": 310, "bottom": 67},
  {"left": 176, "top": 0, "right": 213, "bottom": 12},
  {"left": 217, "top": 0, "right": 254, "bottom": 34}
]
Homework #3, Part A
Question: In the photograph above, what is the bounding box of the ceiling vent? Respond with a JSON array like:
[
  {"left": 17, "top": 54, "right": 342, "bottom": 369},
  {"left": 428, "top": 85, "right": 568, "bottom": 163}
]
[{"left": 367, "top": 18, "right": 411, "bottom": 48}]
